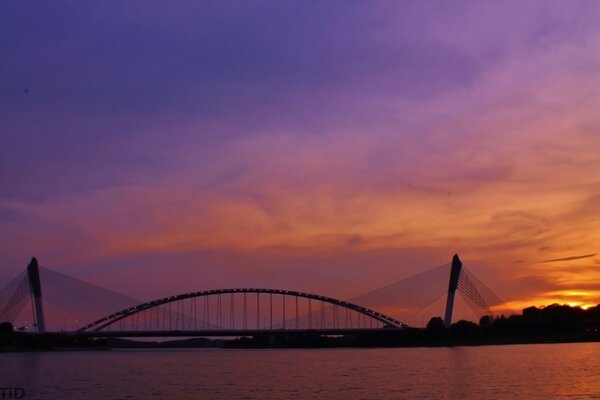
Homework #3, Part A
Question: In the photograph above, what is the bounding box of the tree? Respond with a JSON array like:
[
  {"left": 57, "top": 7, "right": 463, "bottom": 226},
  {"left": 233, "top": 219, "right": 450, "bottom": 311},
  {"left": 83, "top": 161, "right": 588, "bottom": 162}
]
[
  {"left": 426, "top": 317, "right": 445, "bottom": 331},
  {"left": 479, "top": 315, "right": 492, "bottom": 327}
]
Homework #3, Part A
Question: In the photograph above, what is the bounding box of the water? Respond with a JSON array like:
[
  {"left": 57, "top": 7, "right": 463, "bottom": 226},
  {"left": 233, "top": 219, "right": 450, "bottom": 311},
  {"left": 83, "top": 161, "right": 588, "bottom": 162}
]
[{"left": 1, "top": 343, "right": 599, "bottom": 399}]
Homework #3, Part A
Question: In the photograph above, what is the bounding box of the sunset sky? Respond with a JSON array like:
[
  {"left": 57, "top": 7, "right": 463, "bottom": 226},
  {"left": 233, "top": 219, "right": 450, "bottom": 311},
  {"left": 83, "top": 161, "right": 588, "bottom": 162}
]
[{"left": 2, "top": 1, "right": 600, "bottom": 315}]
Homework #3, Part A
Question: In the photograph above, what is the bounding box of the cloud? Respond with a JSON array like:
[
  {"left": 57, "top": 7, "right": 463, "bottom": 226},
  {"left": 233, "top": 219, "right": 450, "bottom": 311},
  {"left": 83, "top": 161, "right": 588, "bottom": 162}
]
[
  {"left": 542, "top": 253, "right": 598, "bottom": 263},
  {"left": 3, "top": 1, "right": 600, "bottom": 309}
]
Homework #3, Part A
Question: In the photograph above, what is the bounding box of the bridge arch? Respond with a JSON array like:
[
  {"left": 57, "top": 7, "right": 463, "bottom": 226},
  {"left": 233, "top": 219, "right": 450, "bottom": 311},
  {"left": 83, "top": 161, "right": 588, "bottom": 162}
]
[{"left": 78, "top": 288, "right": 406, "bottom": 332}]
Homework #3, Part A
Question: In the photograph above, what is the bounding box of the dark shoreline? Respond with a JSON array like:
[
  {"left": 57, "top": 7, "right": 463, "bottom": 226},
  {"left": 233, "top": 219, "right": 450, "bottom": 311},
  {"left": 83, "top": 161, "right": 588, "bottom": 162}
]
[{"left": 2, "top": 330, "right": 600, "bottom": 352}]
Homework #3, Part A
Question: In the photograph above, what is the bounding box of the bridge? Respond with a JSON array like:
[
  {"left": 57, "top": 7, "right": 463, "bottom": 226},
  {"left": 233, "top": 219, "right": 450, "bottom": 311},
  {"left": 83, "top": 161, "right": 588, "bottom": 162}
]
[{"left": 0, "top": 254, "right": 509, "bottom": 338}]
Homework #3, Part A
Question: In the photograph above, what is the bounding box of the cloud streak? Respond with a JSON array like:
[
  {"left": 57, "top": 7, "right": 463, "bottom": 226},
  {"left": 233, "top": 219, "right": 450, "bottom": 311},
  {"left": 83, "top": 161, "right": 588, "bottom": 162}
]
[{"left": 543, "top": 254, "right": 598, "bottom": 263}]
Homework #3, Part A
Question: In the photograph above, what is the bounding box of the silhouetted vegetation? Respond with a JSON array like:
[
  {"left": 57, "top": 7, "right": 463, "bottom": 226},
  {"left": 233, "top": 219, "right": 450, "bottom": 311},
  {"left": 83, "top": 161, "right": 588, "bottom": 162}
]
[{"left": 478, "top": 304, "right": 600, "bottom": 339}]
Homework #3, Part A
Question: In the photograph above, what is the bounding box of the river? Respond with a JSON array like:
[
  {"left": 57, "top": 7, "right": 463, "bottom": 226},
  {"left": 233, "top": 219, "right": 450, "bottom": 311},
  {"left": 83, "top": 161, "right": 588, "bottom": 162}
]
[{"left": 1, "top": 342, "right": 598, "bottom": 399}]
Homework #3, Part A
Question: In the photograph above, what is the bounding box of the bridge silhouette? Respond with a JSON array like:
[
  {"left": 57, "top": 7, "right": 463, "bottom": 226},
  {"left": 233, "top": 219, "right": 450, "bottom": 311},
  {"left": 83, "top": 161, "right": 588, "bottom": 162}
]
[{"left": 0, "top": 254, "right": 510, "bottom": 338}]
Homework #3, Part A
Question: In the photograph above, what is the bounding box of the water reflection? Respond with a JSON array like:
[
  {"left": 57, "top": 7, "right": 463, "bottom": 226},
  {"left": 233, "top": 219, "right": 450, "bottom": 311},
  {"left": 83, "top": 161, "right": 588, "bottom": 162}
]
[{"left": 1, "top": 343, "right": 599, "bottom": 399}]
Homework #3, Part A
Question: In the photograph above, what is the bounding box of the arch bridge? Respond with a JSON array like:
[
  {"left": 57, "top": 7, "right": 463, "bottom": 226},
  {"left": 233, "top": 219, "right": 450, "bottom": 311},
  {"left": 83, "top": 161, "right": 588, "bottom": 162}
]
[{"left": 77, "top": 288, "right": 405, "bottom": 336}]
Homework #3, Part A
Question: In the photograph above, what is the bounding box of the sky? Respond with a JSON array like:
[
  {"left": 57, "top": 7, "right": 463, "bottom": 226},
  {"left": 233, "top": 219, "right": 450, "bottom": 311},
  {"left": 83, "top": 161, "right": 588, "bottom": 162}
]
[{"left": 2, "top": 1, "right": 600, "bottom": 317}]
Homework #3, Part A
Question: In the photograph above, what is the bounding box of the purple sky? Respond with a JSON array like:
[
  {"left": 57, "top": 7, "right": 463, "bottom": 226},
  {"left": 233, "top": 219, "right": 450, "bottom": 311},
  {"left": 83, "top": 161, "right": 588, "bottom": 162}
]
[{"left": 2, "top": 1, "right": 600, "bottom": 316}]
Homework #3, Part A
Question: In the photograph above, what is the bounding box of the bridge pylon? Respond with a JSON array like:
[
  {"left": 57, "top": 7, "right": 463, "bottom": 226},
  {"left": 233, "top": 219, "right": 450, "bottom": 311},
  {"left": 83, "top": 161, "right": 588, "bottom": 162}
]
[
  {"left": 27, "top": 257, "right": 45, "bottom": 333},
  {"left": 443, "top": 254, "right": 462, "bottom": 328}
]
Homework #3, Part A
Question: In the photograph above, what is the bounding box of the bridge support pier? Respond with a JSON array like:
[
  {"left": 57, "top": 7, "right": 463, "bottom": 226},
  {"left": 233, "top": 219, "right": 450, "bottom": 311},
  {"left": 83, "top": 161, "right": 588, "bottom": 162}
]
[
  {"left": 443, "top": 254, "right": 462, "bottom": 328},
  {"left": 27, "top": 257, "right": 45, "bottom": 333}
]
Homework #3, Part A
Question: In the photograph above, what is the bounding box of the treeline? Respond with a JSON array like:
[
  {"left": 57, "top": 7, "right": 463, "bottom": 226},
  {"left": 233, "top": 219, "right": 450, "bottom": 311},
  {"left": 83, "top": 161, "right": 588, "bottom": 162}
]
[
  {"left": 419, "top": 303, "right": 600, "bottom": 345},
  {"left": 491, "top": 303, "right": 600, "bottom": 336}
]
